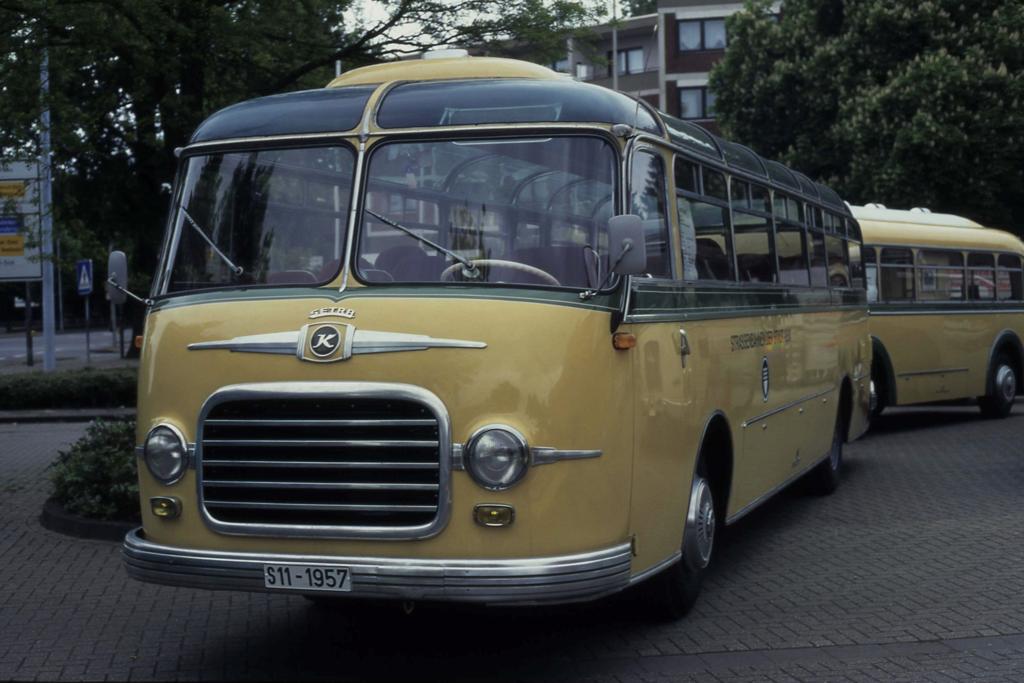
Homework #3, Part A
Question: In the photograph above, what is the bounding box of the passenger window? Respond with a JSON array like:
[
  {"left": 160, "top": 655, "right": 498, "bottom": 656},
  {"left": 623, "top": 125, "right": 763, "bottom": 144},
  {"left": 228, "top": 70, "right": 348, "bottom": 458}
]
[
  {"left": 786, "top": 197, "right": 802, "bottom": 223},
  {"left": 734, "top": 212, "right": 776, "bottom": 283},
  {"left": 691, "top": 201, "right": 735, "bottom": 281},
  {"left": 809, "top": 232, "right": 828, "bottom": 287},
  {"left": 825, "top": 235, "right": 849, "bottom": 287},
  {"left": 848, "top": 241, "right": 864, "bottom": 289},
  {"left": 675, "top": 158, "right": 698, "bottom": 193},
  {"left": 702, "top": 168, "right": 728, "bottom": 202},
  {"left": 968, "top": 252, "right": 995, "bottom": 300},
  {"left": 997, "top": 254, "right": 1023, "bottom": 300},
  {"left": 772, "top": 192, "right": 787, "bottom": 219},
  {"left": 750, "top": 184, "right": 771, "bottom": 213},
  {"left": 776, "top": 223, "right": 809, "bottom": 286},
  {"left": 879, "top": 248, "right": 914, "bottom": 301},
  {"left": 630, "top": 151, "right": 672, "bottom": 278},
  {"left": 916, "top": 250, "right": 963, "bottom": 301},
  {"left": 864, "top": 246, "right": 878, "bottom": 302},
  {"left": 730, "top": 178, "right": 750, "bottom": 210}
]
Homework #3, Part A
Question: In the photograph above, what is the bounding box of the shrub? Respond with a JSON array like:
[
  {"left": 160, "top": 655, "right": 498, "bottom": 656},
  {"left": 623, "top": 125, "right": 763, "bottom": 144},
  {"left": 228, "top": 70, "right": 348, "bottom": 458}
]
[
  {"left": 0, "top": 367, "right": 137, "bottom": 410},
  {"left": 50, "top": 419, "right": 140, "bottom": 521}
]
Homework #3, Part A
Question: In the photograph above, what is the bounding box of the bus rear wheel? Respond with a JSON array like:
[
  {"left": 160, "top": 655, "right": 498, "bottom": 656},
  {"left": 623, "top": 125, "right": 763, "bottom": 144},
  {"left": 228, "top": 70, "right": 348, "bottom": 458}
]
[
  {"left": 979, "top": 354, "right": 1017, "bottom": 419},
  {"left": 644, "top": 461, "right": 717, "bottom": 620}
]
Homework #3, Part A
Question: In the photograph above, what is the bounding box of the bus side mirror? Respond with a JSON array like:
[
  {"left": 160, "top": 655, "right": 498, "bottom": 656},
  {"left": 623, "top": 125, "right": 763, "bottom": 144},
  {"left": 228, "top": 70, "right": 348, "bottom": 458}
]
[
  {"left": 107, "top": 250, "right": 128, "bottom": 305},
  {"left": 608, "top": 214, "right": 648, "bottom": 275}
]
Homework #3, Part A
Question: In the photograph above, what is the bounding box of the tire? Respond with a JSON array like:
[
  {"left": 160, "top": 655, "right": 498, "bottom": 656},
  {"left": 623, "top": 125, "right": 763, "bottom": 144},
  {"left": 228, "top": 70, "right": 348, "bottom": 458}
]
[
  {"left": 869, "top": 360, "right": 887, "bottom": 419},
  {"left": 978, "top": 354, "right": 1017, "bottom": 419},
  {"left": 807, "top": 408, "right": 844, "bottom": 496},
  {"left": 643, "top": 459, "right": 717, "bottom": 620}
]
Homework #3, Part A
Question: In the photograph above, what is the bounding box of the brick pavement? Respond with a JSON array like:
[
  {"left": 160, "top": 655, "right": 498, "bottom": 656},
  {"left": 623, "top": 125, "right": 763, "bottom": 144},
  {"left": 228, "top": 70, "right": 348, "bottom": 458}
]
[{"left": 1, "top": 404, "right": 1023, "bottom": 681}]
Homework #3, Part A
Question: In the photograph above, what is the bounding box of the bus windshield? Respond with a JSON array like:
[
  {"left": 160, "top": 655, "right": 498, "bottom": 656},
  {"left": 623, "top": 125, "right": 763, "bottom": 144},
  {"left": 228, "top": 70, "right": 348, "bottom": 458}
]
[
  {"left": 355, "top": 136, "right": 617, "bottom": 290},
  {"left": 166, "top": 145, "right": 355, "bottom": 293}
]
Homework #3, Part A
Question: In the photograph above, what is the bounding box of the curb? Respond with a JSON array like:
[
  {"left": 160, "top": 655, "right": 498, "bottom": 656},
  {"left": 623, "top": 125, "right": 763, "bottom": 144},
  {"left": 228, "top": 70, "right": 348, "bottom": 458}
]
[
  {"left": 39, "top": 497, "right": 136, "bottom": 542},
  {"left": 0, "top": 408, "right": 135, "bottom": 423}
]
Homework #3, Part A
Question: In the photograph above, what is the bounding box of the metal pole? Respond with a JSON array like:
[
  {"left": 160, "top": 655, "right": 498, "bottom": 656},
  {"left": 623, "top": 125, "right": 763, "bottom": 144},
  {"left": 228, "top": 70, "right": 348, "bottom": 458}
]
[
  {"left": 24, "top": 282, "right": 33, "bottom": 366},
  {"left": 39, "top": 49, "right": 57, "bottom": 370},
  {"left": 611, "top": 0, "right": 619, "bottom": 92},
  {"left": 55, "top": 237, "right": 63, "bottom": 331},
  {"left": 84, "top": 296, "right": 90, "bottom": 366}
]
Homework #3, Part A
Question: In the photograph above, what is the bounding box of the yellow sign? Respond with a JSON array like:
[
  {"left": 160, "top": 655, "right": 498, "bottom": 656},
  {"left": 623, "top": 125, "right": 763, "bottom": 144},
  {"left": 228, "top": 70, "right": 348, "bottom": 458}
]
[
  {"left": 0, "top": 181, "right": 26, "bottom": 198},
  {"left": 0, "top": 234, "right": 24, "bottom": 257}
]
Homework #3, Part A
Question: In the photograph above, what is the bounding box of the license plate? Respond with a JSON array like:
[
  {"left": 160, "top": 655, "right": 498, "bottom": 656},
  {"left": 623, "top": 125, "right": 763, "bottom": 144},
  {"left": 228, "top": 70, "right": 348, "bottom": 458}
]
[{"left": 263, "top": 564, "right": 352, "bottom": 592}]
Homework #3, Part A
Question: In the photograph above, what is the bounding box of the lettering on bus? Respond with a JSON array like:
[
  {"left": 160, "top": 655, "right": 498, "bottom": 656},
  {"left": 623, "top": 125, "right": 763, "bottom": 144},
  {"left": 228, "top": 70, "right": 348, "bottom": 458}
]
[{"left": 730, "top": 328, "right": 792, "bottom": 352}]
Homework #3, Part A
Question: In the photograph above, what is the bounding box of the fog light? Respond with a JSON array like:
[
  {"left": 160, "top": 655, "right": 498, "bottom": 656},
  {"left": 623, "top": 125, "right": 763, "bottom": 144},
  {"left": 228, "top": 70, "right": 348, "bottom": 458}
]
[
  {"left": 150, "top": 496, "right": 181, "bottom": 519},
  {"left": 474, "top": 504, "right": 514, "bottom": 528}
]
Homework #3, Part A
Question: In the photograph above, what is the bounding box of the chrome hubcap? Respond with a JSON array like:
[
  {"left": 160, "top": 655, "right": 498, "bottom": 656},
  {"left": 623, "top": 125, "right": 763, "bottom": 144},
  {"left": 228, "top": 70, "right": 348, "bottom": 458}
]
[
  {"left": 996, "top": 365, "right": 1016, "bottom": 403},
  {"left": 685, "top": 477, "right": 715, "bottom": 570}
]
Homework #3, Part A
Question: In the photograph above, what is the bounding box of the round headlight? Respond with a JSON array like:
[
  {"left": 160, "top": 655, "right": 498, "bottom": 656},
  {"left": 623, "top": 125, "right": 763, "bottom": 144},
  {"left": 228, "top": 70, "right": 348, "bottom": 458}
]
[
  {"left": 465, "top": 426, "right": 529, "bottom": 491},
  {"left": 144, "top": 425, "right": 188, "bottom": 485}
]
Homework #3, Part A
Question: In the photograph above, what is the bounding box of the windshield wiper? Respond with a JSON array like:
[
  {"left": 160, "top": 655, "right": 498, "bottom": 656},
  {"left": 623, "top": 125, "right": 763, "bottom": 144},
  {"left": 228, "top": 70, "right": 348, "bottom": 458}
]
[
  {"left": 365, "top": 209, "right": 479, "bottom": 278},
  {"left": 179, "top": 205, "right": 244, "bottom": 276}
]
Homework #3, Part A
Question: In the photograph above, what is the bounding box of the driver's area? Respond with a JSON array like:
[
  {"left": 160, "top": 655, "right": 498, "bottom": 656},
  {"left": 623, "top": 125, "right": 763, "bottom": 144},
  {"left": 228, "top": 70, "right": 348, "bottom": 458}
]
[{"left": 355, "top": 135, "right": 617, "bottom": 289}]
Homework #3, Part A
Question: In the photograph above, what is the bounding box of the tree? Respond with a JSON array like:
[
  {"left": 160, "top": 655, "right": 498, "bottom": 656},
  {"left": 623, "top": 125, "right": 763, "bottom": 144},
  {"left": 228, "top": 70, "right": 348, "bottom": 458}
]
[
  {"left": 0, "top": 0, "right": 601, "bottom": 306},
  {"left": 620, "top": 0, "right": 656, "bottom": 17},
  {"left": 709, "top": 0, "right": 1024, "bottom": 234}
]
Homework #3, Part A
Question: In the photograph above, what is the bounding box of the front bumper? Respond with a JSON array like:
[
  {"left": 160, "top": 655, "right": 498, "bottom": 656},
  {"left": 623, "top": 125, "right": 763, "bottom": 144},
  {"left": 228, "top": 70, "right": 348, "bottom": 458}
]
[{"left": 123, "top": 528, "right": 633, "bottom": 605}]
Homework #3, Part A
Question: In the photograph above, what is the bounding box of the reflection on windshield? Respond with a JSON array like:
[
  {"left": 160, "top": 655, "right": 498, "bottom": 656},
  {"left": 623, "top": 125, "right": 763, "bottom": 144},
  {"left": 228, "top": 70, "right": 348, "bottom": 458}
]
[
  {"left": 355, "top": 136, "right": 616, "bottom": 289},
  {"left": 167, "top": 146, "right": 354, "bottom": 293}
]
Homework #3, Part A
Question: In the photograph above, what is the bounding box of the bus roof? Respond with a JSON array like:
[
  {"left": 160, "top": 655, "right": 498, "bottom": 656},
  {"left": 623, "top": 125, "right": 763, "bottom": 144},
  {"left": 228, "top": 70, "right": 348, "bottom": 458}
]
[
  {"left": 189, "top": 55, "right": 849, "bottom": 213},
  {"left": 851, "top": 205, "right": 1024, "bottom": 253}
]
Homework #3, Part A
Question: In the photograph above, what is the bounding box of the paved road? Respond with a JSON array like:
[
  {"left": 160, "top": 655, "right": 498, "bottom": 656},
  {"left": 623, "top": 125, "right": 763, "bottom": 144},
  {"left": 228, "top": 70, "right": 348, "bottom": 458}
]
[
  {"left": 0, "top": 330, "right": 132, "bottom": 373},
  {"left": 2, "top": 404, "right": 1023, "bottom": 681}
]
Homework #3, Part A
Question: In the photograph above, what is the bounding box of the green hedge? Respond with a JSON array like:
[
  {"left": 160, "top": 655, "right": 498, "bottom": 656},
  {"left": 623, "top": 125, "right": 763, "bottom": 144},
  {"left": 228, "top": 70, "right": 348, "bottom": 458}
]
[
  {"left": 50, "top": 419, "right": 140, "bottom": 521},
  {"left": 0, "top": 367, "right": 137, "bottom": 409}
]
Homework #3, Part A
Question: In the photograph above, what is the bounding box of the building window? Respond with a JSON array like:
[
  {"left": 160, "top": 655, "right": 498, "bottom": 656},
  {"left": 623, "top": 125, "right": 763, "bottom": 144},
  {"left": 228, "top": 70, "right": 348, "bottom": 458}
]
[
  {"left": 679, "top": 87, "right": 715, "bottom": 120},
  {"left": 677, "top": 18, "right": 728, "bottom": 52},
  {"left": 607, "top": 47, "right": 644, "bottom": 76}
]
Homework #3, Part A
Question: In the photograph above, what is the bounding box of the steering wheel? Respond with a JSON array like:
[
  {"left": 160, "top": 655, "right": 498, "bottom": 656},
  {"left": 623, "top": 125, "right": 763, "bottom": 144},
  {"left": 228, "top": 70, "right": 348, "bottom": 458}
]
[{"left": 439, "top": 259, "right": 561, "bottom": 286}]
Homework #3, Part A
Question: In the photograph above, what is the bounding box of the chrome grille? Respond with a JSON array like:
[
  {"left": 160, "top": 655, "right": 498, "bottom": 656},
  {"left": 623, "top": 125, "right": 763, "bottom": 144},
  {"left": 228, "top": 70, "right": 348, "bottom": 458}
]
[{"left": 196, "top": 383, "right": 450, "bottom": 539}]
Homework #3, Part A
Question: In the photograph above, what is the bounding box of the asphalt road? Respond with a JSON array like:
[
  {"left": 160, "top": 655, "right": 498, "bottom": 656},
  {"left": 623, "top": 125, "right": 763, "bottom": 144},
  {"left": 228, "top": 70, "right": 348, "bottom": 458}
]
[
  {"left": 1, "top": 403, "right": 1023, "bottom": 681},
  {"left": 0, "top": 329, "right": 129, "bottom": 372}
]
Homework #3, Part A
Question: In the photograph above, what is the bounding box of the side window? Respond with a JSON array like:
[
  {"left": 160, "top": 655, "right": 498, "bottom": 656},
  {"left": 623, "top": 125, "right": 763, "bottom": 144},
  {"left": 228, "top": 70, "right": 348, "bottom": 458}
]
[
  {"left": 825, "top": 234, "right": 850, "bottom": 287},
  {"left": 630, "top": 151, "right": 672, "bottom": 278},
  {"left": 848, "top": 241, "right": 864, "bottom": 289},
  {"left": 997, "top": 254, "right": 1023, "bottom": 300},
  {"left": 776, "top": 222, "right": 809, "bottom": 286},
  {"left": 750, "top": 184, "right": 771, "bottom": 213},
  {"left": 809, "top": 231, "right": 828, "bottom": 287},
  {"left": 968, "top": 252, "right": 995, "bottom": 300},
  {"left": 864, "top": 246, "right": 878, "bottom": 302},
  {"left": 916, "top": 250, "right": 964, "bottom": 301},
  {"left": 879, "top": 247, "right": 914, "bottom": 301},
  {"left": 691, "top": 200, "right": 735, "bottom": 281},
  {"left": 734, "top": 211, "right": 776, "bottom": 283},
  {"left": 702, "top": 168, "right": 728, "bottom": 202},
  {"left": 730, "top": 178, "right": 750, "bottom": 211}
]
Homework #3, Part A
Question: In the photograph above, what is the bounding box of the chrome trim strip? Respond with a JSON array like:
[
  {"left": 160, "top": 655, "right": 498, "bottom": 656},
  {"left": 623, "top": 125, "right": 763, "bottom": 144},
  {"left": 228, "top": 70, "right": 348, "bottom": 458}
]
[
  {"left": 896, "top": 367, "right": 969, "bottom": 378},
  {"left": 203, "top": 459, "right": 438, "bottom": 470},
  {"left": 452, "top": 443, "right": 465, "bottom": 471},
  {"left": 188, "top": 328, "right": 486, "bottom": 358},
  {"left": 531, "top": 448, "right": 603, "bottom": 466},
  {"left": 871, "top": 308, "right": 1024, "bottom": 316},
  {"left": 182, "top": 131, "right": 356, "bottom": 152},
  {"left": 627, "top": 551, "right": 681, "bottom": 586},
  {"left": 205, "top": 501, "right": 436, "bottom": 513},
  {"left": 203, "top": 480, "right": 438, "bottom": 491},
  {"left": 203, "top": 438, "right": 438, "bottom": 448},
  {"left": 726, "top": 449, "right": 832, "bottom": 526},
  {"left": 195, "top": 382, "right": 452, "bottom": 540},
  {"left": 123, "top": 529, "right": 633, "bottom": 605},
  {"left": 205, "top": 418, "right": 435, "bottom": 427},
  {"left": 742, "top": 386, "right": 833, "bottom": 428}
]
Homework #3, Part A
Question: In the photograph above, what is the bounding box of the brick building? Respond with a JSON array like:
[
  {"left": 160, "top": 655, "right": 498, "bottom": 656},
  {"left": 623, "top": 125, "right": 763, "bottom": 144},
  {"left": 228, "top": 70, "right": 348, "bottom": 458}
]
[{"left": 554, "top": 1, "right": 780, "bottom": 133}]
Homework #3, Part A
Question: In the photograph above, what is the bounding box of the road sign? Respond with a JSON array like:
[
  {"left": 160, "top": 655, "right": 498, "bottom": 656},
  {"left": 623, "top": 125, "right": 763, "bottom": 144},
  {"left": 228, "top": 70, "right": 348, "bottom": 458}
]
[
  {"left": 0, "top": 162, "right": 42, "bottom": 282},
  {"left": 76, "top": 259, "right": 93, "bottom": 296}
]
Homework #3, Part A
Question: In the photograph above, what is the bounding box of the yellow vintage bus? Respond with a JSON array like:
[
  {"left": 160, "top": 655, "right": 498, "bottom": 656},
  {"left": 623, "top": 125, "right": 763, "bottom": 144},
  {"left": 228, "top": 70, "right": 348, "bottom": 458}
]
[
  {"left": 117, "top": 55, "right": 869, "bottom": 618},
  {"left": 854, "top": 205, "right": 1024, "bottom": 418}
]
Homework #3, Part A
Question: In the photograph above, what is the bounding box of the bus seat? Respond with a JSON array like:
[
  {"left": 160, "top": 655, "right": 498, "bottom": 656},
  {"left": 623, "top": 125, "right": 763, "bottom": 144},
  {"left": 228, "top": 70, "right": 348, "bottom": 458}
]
[
  {"left": 696, "top": 237, "right": 731, "bottom": 280},
  {"left": 373, "top": 245, "right": 445, "bottom": 281}
]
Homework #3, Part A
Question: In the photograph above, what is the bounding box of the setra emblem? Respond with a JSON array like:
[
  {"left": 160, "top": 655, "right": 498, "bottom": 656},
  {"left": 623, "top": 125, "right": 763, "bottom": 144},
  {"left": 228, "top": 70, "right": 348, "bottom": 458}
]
[
  {"left": 309, "top": 306, "right": 355, "bottom": 320},
  {"left": 761, "top": 356, "right": 770, "bottom": 402}
]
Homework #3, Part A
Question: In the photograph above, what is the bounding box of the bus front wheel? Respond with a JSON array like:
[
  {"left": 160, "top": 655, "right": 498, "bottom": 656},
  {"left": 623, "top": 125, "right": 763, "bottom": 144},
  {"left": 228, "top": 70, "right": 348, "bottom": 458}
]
[
  {"left": 979, "top": 354, "right": 1017, "bottom": 419},
  {"left": 807, "top": 410, "right": 844, "bottom": 496},
  {"left": 645, "top": 461, "right": 716, "bottom": 620}
]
